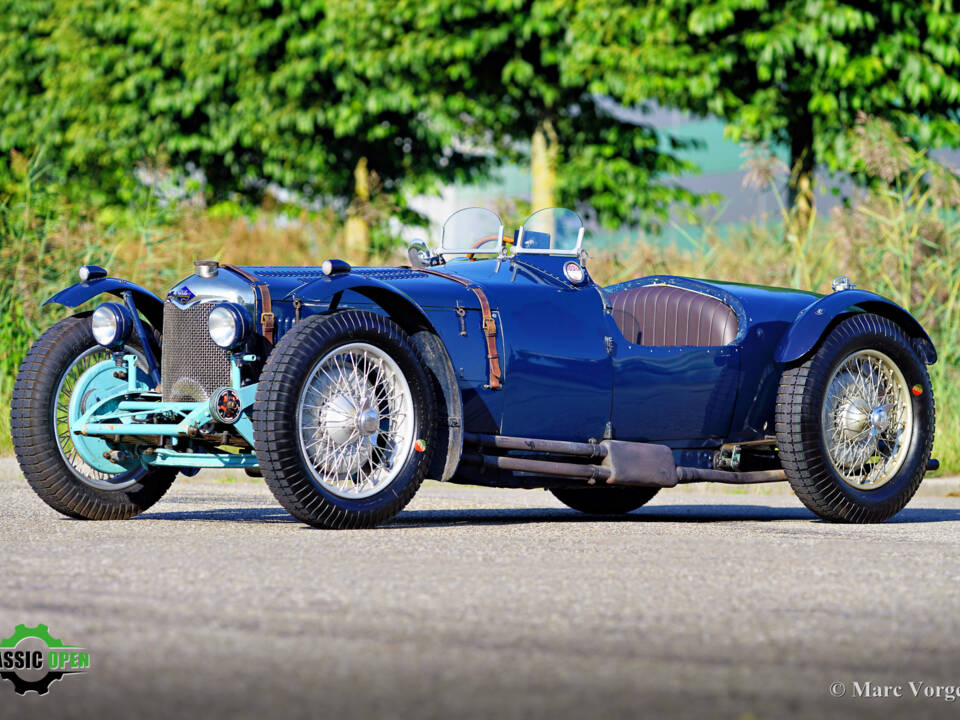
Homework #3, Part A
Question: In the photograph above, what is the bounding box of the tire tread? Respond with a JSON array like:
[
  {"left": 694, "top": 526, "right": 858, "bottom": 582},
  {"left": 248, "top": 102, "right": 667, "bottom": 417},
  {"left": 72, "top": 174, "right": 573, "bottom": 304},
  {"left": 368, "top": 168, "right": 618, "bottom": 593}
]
[
  {"left": 776, "top": 313, "right": 934, "bottom": 523},
  {"left": 10, "top": 315, "right": 176, "bottom": 520},
  {"left": 254, "top": 311, "right": 435, "bottom": 529}
]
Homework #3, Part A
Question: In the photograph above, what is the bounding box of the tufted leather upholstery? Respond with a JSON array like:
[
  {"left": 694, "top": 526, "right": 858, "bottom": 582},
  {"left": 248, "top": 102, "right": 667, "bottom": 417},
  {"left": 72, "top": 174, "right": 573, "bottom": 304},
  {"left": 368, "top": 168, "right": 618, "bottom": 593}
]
[{"left": 608, "top": 284, "right": 738, "bottom": 347}]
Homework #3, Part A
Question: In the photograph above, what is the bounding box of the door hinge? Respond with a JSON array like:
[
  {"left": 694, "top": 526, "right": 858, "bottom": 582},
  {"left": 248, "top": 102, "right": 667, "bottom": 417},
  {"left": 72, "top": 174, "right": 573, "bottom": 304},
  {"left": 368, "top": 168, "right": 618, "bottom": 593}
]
[{"left": 604, "top": 336, "right": 615, "bottom": 355}]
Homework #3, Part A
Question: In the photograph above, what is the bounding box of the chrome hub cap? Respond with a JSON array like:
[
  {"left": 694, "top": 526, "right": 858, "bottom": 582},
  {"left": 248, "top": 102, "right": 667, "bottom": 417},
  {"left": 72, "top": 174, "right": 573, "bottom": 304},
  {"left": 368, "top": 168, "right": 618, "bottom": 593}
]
[
  {"left": 356, "top": 408, "right": 382, "bottom": 435},
  {"left": 869, "top": 406, "right": 891, "bottom": 433},
  {"left": 297, "top": 342, "right": 415, "bottom": 499},
  {"left": 821, "top": 349, "right": 913, "bottom": 490},
  {"left": 320, "top": 395, "right": 363, "bottom": 445}
]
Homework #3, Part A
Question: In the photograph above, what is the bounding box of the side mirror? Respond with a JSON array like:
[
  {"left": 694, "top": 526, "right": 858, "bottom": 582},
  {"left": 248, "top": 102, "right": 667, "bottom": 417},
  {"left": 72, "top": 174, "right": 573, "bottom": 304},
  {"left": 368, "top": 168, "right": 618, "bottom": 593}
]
[{"left": 407, "top": 239, "right": 435, "bottom": 268}]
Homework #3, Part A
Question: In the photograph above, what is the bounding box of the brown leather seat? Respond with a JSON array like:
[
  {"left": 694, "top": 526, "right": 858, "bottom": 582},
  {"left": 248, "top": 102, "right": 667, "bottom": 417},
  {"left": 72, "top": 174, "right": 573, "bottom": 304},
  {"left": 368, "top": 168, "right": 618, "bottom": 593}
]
[{"left": 608, "top": 284, "right": 738, "bottom": 346}]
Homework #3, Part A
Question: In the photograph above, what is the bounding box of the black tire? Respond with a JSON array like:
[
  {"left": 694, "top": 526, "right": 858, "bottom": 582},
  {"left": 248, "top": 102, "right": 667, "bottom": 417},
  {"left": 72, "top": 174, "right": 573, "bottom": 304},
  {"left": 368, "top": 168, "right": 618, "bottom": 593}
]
[
  {"left": 551, "top": 486, "right": 659, "bottom": 515},
  {"left": 10, "top": 314, "right": 177, "bottom": 520},
  {"left": 254, "top": 311, "right": 436, "bottom": 529},
  {"left": 776, "top": 313, "right": 935, "bottom": 523}
]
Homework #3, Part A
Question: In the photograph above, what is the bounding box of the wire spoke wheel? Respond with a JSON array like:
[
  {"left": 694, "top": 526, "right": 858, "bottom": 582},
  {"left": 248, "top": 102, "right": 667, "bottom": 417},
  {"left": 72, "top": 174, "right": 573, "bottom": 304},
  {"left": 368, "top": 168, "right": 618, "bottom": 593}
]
[
  {"left": 11, "top": 314, "right": 176, "bottom": 520},
  {"left": 256, "top": 312, "right": 435, "bottom": 529},
  {"left": 777, "top": 313, "right": 934, "bottom": 523},
  {"left": 54, "top": 347, "right": 111, "bottom": 481},
  {"left": 297, "top": 342, "right": 415, "bottom": 499},
  {"left": 821, "top": 349, "right": 913, "bottom": 490}
]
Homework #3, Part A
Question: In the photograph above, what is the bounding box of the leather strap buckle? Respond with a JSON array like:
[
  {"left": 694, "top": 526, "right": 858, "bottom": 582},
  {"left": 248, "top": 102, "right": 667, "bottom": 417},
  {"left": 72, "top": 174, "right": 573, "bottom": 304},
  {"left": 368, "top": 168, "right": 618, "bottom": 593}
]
[
  {"left": 410, "top": 266, "right": 503, "bottom": 390},
  {"left": 223, "top": 264, "right": 275, "bottom": 344}
]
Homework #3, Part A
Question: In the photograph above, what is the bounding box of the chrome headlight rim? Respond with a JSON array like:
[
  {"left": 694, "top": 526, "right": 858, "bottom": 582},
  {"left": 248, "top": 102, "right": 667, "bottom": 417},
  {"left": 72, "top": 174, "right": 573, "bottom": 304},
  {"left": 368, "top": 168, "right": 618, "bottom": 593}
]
[
  {"left": 91, "top": 302, "right": 133, "bottom": 349},
  {"left": 208, "top": 302, "right": 252, "bottom": 349}
]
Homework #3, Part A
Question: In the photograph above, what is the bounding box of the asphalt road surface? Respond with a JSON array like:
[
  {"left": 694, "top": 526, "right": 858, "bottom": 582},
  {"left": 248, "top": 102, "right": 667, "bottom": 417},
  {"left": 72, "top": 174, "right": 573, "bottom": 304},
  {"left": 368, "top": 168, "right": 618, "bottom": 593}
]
[{"left": 3, "top": 459, "right": 960, "bottom": 720}]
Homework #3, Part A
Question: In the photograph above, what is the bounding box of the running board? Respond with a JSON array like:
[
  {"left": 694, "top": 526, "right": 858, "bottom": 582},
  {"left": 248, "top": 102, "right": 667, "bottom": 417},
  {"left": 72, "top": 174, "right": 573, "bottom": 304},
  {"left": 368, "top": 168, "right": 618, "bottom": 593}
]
[{"left": 463, "top": 433, "right": 787, "bottom": 488}]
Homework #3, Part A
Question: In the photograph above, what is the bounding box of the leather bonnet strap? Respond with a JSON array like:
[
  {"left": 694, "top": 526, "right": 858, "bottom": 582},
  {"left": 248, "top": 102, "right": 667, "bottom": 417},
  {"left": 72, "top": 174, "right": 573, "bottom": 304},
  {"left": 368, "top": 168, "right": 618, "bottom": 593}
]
[{"left": 413, "top": 267, "right": 502, "bottom": 390}]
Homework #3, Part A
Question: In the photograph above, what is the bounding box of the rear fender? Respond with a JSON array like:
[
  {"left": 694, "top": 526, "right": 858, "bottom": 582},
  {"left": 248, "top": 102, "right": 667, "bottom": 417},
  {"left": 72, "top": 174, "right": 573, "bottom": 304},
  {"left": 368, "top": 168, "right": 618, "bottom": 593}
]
[
  {"left": 775, "top": 290, "right": 937, "bottom": 365},
  {"left": 45, "top": 278, "right": 165, "bottom": 329}
]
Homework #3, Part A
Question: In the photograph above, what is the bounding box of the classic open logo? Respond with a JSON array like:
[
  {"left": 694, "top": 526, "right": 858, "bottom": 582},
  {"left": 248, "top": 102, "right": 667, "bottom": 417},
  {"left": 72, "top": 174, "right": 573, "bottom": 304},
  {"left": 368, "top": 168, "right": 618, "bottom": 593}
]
[{"left": 0, "top": 624, "right": 90, "bottom": 695}]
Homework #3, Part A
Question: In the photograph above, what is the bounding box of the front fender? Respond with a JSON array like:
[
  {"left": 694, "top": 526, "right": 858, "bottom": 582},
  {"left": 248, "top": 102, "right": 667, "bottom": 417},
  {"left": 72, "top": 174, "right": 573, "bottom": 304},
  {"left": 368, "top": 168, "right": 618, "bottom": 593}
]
[
  {"left": 290, "top": 273, "right": 427, "bottom": 310},
  {"left": 775, "top": 289, "right": 937, "bottom": 365},
  {"left": 44, "top": 278, "right": 164, "bottom": 329},
  {"left": 294, "top": 274, "right": 467, "bottom": 483}
]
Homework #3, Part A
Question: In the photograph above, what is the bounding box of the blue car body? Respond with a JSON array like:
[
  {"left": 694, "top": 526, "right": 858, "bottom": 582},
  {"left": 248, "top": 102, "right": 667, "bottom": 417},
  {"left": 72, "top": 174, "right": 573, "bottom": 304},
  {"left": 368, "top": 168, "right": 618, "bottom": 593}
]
[{"left": 47, "top": 248, "right": 936, "bottom": 486}]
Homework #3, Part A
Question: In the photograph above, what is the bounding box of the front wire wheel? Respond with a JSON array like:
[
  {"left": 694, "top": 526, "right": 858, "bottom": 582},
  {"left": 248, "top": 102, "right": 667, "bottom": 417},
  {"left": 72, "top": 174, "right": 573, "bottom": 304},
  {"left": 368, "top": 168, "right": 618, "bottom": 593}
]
[
  {"left": 776, "top": 313, "right": 935, "bottom": 523},
  {"left": 53, "top": 345, "right": 147, "bottom": 490},
  {"left": 255, "top": 311, "right": 436, "bottom": 529},
  {"left": 297, "top": 342, "right": 415, "bottom": 499}
]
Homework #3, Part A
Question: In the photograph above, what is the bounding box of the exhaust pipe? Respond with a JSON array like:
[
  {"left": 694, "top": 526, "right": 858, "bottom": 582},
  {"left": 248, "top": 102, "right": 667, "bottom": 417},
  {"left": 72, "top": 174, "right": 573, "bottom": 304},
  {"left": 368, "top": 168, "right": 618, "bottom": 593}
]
[
  {"left": 463, "top": 433, "right": 788, "bottom": 488},
  {"left": 461, "top": 453, "right": 610, "bottom": 482}
]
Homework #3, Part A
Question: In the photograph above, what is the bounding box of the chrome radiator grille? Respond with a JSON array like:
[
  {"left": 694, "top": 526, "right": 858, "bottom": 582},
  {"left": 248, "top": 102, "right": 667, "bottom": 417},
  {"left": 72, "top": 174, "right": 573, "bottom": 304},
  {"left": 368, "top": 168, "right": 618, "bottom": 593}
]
[{"left": 161, "top": 302, "right": 231, "bottom": 402}]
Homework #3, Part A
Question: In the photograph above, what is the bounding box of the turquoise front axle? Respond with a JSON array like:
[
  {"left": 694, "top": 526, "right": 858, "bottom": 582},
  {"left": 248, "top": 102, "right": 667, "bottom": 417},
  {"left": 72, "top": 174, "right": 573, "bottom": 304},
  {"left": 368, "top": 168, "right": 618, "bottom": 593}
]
[{"left": 69, "top": 353, "right": 259, "bottom": 474}]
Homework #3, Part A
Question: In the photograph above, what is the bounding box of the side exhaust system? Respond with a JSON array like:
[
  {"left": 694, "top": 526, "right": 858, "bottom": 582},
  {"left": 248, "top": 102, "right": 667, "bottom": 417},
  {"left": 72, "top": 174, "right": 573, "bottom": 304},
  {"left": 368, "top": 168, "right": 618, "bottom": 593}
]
[{"left": 461, "top": 433, "right": 786, "bottom": 488}]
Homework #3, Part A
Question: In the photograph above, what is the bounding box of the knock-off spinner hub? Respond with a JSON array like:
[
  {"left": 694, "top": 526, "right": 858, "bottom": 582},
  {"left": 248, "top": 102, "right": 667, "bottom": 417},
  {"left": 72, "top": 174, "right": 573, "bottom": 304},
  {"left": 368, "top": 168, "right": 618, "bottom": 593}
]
[
  {"left": 837, "top": 402, "right": 891, "bottom": 438},
  {"left": 356, "top": 408, "right": 381, "bottom": 435},
  {"left": 869, "top": 406, "right": 891, "bottom": 433},
  {"left": 321, "top": 396, "right": 359, "bottom": 445}
]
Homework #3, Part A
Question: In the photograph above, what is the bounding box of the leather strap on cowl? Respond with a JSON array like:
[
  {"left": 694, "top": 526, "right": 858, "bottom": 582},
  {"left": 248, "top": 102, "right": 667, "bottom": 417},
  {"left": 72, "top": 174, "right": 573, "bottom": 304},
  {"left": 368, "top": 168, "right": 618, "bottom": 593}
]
[
  {"left": 222, "top": 265, "right": 275, "bottom": 345},
  {"left": 413, "top": 267, "right": 502, "bottom": 390}
]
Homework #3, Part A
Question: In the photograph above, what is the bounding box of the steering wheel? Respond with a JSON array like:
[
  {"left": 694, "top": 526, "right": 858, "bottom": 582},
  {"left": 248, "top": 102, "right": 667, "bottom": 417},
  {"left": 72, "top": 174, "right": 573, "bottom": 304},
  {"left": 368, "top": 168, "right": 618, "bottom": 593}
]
[{"left": 465, "top": 233, "right": 512, "bottom": 261}]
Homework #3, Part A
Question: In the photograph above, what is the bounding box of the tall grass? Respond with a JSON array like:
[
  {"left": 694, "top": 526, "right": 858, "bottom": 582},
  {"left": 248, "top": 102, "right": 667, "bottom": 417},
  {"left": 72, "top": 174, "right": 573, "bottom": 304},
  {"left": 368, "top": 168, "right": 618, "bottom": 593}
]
[{"left": 1, "top": 119, "right": 958, "bottom": 471}]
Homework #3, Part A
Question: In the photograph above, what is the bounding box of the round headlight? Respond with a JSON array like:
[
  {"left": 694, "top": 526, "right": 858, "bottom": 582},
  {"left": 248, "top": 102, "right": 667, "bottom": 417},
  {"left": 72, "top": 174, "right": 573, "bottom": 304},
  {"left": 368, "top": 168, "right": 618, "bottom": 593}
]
[
  {"left": 91, "top": 302, "right": 133, "bottom": 348},
  {"left": 208, "top": 303, "right": 252, "bottom": 349}
]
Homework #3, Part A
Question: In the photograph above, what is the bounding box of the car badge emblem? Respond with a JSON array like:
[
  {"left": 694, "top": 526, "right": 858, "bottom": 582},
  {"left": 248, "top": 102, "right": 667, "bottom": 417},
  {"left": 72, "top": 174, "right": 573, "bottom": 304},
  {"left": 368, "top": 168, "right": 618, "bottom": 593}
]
[{"left": 169, "top": 285, "right": 195, "bottom": 304}]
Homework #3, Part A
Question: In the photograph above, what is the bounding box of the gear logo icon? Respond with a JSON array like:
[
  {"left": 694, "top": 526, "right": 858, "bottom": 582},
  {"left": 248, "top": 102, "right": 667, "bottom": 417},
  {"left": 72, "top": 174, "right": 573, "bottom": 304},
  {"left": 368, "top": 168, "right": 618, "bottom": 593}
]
[{"left": 0, "top": 624, "right": 90, "bottom": 696}]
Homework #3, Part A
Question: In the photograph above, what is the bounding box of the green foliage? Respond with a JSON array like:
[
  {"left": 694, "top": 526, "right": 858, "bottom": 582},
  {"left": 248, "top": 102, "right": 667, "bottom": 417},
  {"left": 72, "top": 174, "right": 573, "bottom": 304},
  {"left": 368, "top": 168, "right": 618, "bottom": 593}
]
[
  {"left": 831, "top": 117, "right": 960, "bottom": 373},
  {"left": 0, "top": 152, "right": 76, "bottom": 450},
  {"left": 5, "top": 0, "right": 960, "bottom": 235},
  {"left": 0, "top": 0, "right": 491, "bottom": 211},
  {"left": 0, "top": 1, "right": 55, "bottom": 163},
  {"left": 322, "top": 0, "right": 705, "bottom": 229},
  {"left": 568, "top": 0, "right": 960, "bottom": 202}
]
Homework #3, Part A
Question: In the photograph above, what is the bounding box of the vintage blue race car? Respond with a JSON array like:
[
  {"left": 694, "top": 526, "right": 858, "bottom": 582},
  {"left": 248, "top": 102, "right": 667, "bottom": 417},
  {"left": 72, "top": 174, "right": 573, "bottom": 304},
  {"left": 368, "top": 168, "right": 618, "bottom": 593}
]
[{"left": 11, "top": 207, "right": 937, "bottom": 528}]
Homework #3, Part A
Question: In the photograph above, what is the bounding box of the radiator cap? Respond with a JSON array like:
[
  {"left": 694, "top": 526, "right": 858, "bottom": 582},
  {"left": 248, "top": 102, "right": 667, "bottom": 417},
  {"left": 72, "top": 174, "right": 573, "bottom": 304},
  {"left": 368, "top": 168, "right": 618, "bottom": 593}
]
[{"left": 195, "top": 260, "right": 219, "bottom": 278}]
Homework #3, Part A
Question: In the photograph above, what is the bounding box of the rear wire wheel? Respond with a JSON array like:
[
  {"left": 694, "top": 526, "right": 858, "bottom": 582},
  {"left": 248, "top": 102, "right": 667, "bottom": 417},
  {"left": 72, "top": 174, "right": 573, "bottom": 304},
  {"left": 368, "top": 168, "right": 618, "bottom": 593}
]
[{"left": 776, "top": 313, "right": 935, "bottom": 523}]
